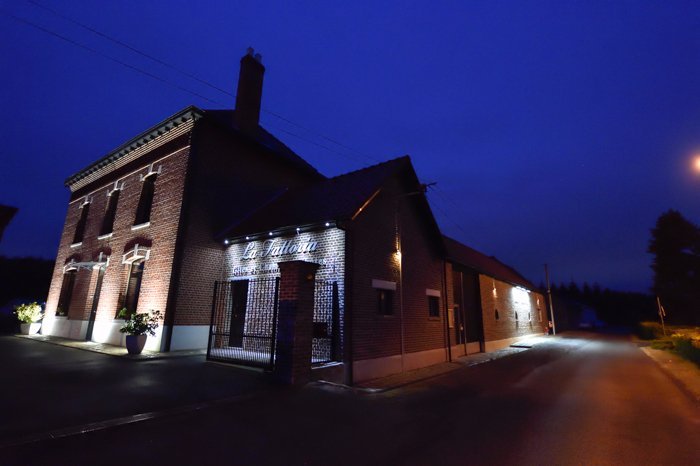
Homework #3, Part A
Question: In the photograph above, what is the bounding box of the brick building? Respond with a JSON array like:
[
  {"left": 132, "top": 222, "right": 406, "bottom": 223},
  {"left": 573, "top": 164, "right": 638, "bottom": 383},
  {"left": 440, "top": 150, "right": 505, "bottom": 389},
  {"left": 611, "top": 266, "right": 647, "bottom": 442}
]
[{"left": 43, "top": 49, "right": 547, "bottom": 383}]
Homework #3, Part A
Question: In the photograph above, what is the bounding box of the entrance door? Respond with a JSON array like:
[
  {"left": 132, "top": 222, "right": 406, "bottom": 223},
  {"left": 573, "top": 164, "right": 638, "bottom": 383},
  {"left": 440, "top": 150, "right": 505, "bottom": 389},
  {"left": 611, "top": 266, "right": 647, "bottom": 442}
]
[
  {"left": 228, "top": 280, "right": 249, "bottom": 347},
  {"left": 462, "top": 271, "right": 484, "bottom": 350},
  {"left": 85, "top": 267, "right": 105, "bottom": 341}
]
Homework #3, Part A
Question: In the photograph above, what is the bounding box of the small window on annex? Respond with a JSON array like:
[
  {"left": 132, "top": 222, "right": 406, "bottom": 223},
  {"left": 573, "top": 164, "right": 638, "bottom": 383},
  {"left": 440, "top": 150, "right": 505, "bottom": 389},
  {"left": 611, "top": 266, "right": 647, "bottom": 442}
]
[
  {"left": 428, "top": 296, "right": 440, "bottom": 317},
  {"left": 121, "top": 260, "right": 145, "bottom": 317},
  {"left": 372, "top": 279, "right": 396, "bottom": 316},
  {"left": 56, "top": 270, "right": 76, "bottom": 316},
  {"left": 377, "top": 289, "right": 394, "bottom": 316},
  {"left": 134, "top": 174, "right": 157, "bottom": 226},
  {"left": 100, "top": 189, "right": 120, "bottom": 236},
  {"left": 72, "top": 199, "right": 91, "bottom": 244}
]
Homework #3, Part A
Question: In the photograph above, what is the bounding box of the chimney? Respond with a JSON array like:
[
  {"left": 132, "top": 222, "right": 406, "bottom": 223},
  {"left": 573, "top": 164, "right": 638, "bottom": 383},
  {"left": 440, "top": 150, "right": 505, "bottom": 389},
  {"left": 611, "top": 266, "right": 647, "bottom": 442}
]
[{"left": 234, "top": 47, "right": 265, "bottom": 133}]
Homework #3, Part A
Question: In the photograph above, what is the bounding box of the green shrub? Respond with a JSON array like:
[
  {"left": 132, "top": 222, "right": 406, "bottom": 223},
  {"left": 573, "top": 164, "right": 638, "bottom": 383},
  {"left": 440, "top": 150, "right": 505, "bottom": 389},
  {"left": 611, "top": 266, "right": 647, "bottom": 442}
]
[
  {"left": 119, "top": 310, "right": 162, "bottom": 336},
  {"left": 673, "top": 337, "right": 700, "bottom": 366},
  {"left": 14, "top": 302, "right": 43, "bottom": 324},
  {"left": 651, "top": 340, "right": 674, "bottom": 350},
  {"left": 637, "top": 322, "right": 662, "bottom": 340}
]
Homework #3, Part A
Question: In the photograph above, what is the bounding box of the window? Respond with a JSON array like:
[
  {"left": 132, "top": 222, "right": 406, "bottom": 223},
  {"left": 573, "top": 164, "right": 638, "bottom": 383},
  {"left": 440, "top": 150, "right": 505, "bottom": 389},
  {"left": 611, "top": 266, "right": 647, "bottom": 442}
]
[
  {"left": 121, "top": 260, "right": 145, "bottom": 316},
  {"left": 428, "top": 296, "right": 440, "bottom": 317},
  {"left": 72, "top": 200, "right": 90, "bottom": 244},
  {"left": 100, "top": 190, "right": 120, "bottom": 236},
  {"left": 134, "top": 174, "right": 157, "bottom": 226},
  {"left": 377, "top": 289, "right": 393, "bottom": 316},
  {"left": 56, "top": 270, "right": 76, "bottom": 316}
]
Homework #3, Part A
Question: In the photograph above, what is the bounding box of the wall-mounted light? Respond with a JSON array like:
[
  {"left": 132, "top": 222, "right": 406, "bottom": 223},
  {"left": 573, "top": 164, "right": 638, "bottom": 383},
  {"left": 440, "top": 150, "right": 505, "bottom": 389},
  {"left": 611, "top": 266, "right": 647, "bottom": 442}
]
[
  {"left": 268, "top": 232, "right": 273, "bottom": 236},
  {"left": 245, "top": 236, "right": 250, "bottom": 240},
  {"left": 296, "top": 227, "right": 300, "bottom": 233},
  {"left": 224, "top": 239, "right": 229, "bottom": 245},
  {"left": 325, "top": 222, "right": 330, "bottom": 227}
]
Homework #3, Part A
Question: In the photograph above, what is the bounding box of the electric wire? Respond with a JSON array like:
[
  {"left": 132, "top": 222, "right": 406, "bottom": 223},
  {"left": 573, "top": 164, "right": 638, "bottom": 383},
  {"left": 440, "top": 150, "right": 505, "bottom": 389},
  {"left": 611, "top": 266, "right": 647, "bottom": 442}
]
[
  {"left": 24, "top": 0, "right": 382, "bottom": 165},
  {"left": 1, "top": 8, "right": 222, "bottom": 105},
  {"left": 25, "top": 0, "right": 235, "bottom": 99}
]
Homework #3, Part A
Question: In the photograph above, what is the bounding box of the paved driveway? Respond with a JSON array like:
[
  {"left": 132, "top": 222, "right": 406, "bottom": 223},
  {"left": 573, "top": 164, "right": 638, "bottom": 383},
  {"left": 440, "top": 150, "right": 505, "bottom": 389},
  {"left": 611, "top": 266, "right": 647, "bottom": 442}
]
[{"left": 0, "top": 336, "right": 269, "bottom": 441}]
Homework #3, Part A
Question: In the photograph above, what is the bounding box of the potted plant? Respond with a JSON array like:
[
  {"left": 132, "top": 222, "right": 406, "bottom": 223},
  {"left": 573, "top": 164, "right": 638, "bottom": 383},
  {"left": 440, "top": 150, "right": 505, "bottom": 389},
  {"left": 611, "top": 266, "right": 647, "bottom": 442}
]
[
  {"left": 118, "top": 309, "right": 162, "bottom": 355},
  {"left": 15, "top": 302, "right": 43, "bottom": 335}
]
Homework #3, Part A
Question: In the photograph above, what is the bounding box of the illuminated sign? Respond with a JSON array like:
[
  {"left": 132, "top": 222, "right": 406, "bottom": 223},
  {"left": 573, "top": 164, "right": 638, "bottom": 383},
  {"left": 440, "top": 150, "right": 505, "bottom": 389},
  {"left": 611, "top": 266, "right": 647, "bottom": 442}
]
[{"left": 241, "top": 238, "right": 318, "bottom": 260}]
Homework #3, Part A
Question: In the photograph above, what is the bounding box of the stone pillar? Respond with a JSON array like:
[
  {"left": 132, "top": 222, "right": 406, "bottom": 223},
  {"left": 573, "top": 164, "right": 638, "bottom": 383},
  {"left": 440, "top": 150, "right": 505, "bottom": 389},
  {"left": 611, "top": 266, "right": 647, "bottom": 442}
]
[{"left": 274, "top": 260, "right": 319, "bottom": 385}]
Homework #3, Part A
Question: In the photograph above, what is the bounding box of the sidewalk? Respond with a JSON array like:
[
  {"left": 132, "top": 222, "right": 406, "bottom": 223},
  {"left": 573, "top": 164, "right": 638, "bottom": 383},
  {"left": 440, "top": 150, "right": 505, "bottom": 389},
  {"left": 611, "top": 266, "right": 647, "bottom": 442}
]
[
  {"left": 350, "top": 342, "right": 536, "bottom": 392},
  {"left": 640, "top": 346, "right": 700, "bottom": 402},
  {"left": 15, "top": 334, "right": 205, "bottom": 360}
]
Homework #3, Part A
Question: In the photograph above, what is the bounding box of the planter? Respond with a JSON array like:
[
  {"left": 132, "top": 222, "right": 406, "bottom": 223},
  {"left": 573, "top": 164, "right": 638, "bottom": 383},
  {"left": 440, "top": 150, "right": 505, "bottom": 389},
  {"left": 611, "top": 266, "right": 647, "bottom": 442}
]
[
  {"left": 125, "top": 334, "right": 148, "bottom": 355},
  {"left": 20, "top": 323, "right": 42, "bottom": 335}
]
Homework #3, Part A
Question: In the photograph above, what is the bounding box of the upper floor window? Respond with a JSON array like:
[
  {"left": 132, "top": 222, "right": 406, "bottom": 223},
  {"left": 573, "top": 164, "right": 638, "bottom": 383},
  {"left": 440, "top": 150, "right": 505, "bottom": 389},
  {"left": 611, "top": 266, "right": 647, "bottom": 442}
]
[
  {"left": 134, "top": 174, "right": 157, "bottom": 226},
  {"left": 100, "top": 190, "right": 120, "bottom": 236},
  {"left": 72, "top": 198, "right": 91, "bottom": 244}
]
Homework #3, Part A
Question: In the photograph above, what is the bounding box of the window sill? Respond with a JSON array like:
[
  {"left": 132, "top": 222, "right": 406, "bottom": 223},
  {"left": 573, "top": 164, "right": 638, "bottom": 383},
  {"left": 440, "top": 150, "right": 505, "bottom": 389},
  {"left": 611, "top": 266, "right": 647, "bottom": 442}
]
[
  {"left": 131, "top": 222, "right": 151, "bottom": 231},
  {"left": 54, "top": 315, "right": 68, "bottom": 320},
  {"left": 428, "top": 316, "right": 441, "bottom": 321},
  {"left": 97, "top": 232, "right": 113, "bottom": 240},
  {"left": 70, "top": 242, "right": 82, "bottom": 248}
]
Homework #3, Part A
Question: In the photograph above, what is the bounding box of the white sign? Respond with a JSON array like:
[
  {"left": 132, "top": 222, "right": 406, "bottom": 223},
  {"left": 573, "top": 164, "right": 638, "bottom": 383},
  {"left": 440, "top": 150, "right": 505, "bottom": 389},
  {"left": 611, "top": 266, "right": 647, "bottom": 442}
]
[{"left": 241, "top": 238, "right": 318, "bottom": 260}]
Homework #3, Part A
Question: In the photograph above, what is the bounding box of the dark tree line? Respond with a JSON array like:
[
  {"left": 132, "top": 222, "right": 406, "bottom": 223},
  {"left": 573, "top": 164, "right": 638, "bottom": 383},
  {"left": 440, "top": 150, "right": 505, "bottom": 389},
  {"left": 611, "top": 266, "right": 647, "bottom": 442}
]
[
  {"left": 648, "top": 209, "right": 700, "bottom": 325},
  {"left": 548, "top": 281, "right": 656, "bottom": 327},
  {"left": 0, "top": 256, "right": 54, "bottom": 333}
]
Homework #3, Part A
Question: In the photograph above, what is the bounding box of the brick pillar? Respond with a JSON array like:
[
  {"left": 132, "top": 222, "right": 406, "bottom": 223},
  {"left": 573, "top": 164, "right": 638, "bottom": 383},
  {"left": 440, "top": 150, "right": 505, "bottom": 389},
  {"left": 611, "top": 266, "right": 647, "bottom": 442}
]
[{"left": 274, "top": 260, "right": 319, "bottom": 385}]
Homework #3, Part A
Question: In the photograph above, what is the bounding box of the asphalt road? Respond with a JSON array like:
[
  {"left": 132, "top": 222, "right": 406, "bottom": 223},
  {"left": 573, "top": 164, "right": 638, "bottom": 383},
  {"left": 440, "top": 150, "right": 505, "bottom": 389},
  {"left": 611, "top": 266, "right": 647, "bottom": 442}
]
[{"left": 1, "top": 333, "right": 698, "bottom": 465}]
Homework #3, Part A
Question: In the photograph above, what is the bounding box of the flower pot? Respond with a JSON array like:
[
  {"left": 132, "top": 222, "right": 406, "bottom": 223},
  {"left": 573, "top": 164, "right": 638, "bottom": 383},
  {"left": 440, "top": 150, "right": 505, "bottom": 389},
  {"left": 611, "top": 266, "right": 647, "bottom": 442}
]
[
  {"left": 125, "top": 334, "right": 147, "bottom": 355},
  {"left": 20, "top": 323, "right": 42, "bottom": 335}
]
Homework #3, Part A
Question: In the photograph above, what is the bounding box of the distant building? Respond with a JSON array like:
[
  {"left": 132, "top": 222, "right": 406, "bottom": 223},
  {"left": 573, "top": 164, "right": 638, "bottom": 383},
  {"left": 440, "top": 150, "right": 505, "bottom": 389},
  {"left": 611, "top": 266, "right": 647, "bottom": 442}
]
[
  {"left": 0, "top": 205, "right": 18, "bottom": 243},
  {"left": 43, "top": 49, "right": 546, "bottom": 384}
]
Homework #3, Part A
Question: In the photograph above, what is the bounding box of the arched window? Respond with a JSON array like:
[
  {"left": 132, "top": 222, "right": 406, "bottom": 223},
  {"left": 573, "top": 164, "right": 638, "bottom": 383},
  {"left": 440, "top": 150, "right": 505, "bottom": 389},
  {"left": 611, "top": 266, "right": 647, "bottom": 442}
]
[
  {"left": 57, "top": 270, "right": 77, "bottom": 316},
  {"left": 134, "top": 174, "right": 157, "bottom": 226},
  {"left": 100, "top": 190, "right": 120, "bottom": 236},
  {"left": 122, "top": 260, "right": 145, "bottom": 317},
  {"left": 73, "top": 199, "right": 91, "bottom": 244}
]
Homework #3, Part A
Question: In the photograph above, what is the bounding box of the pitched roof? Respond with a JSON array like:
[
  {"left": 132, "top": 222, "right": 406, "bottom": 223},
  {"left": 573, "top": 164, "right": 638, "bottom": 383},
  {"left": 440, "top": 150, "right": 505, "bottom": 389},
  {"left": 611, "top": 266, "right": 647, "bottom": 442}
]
[
  {"left": 443, "top": 235, "right": 536, "bottom": 290},
  {"left": 65, "top": 106, "right": 321, "bottom": 188},
  {"left": 219, "top": 156, "right": 416, "bottom": 239},
  {"left": 204, "top": 109, "right": 321, "bottom": 178}
]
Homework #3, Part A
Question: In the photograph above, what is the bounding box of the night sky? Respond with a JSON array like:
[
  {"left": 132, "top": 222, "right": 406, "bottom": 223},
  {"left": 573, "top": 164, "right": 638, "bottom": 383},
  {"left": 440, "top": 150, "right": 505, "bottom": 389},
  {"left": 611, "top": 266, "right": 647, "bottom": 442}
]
[{"left": 2, "top": 1, "right": 699, "bottom": 292}]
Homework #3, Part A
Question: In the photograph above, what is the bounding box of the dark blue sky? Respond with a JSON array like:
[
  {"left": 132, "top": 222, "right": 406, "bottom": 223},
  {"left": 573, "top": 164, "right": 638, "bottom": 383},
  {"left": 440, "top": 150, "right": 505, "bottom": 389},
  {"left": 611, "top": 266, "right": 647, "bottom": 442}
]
[{"left": 2, "top": 1, "right": 700, "bottom": 292}]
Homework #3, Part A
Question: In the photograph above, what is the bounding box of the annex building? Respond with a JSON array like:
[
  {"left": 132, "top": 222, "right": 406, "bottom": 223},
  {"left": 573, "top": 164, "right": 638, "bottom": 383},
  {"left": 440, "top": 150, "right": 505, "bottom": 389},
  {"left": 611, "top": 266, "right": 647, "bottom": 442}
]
[{"left": 44, "top": 49, "right": 548, "bottom": 384}]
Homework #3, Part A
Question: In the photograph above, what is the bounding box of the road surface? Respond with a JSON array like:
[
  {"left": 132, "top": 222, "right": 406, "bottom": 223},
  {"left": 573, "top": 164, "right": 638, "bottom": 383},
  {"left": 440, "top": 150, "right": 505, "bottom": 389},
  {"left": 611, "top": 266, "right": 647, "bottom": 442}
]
[{"left": 1, "top": 333, "right": 698, "bottom": 465}]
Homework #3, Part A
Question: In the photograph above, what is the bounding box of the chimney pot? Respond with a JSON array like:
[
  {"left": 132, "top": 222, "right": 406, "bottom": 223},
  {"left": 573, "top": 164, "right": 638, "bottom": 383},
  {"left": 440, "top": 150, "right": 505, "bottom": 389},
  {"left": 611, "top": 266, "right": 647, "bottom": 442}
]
[{"left": 234, "top": 48, "right": 265, "bottom": 133}]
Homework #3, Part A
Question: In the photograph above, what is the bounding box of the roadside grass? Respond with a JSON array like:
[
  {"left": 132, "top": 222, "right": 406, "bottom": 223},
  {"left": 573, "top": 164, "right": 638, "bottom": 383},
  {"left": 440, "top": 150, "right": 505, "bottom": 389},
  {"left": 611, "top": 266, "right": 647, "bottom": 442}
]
[{"left": 638, "top": 322, "right": 700, "bottom": 367}]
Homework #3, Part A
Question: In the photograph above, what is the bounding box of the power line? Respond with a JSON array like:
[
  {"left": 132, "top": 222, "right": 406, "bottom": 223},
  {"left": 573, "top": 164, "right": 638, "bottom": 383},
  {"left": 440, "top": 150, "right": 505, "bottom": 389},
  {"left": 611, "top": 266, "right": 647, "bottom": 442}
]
[
  {"left": 426, "top": 186, "right": 472, "bottom": 239},
  {"left": 26, "top": 0, "right": 382, "bottom": 165},
  {"left": 1, "top": 8, "right": 223, "bottom": 105},
  {"left": 25, "top": 0, "right": 235, "bottom": 99}
]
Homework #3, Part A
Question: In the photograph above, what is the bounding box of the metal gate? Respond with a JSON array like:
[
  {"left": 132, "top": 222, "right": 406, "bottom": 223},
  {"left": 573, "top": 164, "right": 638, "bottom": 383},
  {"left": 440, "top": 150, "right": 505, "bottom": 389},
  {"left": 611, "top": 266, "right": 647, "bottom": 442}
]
[
  {"left": 207, "top": 277, "right": 340, "bottom": 369},
  {"left": 207, "top": 277, "right": 279, "bottom": 369},
  {"left": 313, "top": 280, "right": 341, "bottom": 364}
]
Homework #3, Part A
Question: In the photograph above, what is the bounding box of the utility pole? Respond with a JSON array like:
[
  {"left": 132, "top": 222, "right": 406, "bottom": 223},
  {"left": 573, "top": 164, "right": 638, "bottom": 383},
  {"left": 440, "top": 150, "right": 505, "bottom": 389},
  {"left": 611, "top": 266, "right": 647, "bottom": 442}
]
[{"left": 544, "top": 263, "right": 557, "bottom": 335}]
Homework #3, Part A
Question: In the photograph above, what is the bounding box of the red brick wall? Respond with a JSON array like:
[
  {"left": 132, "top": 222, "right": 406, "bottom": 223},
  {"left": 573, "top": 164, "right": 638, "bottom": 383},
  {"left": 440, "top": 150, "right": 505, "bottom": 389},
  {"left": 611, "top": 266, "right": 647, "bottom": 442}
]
[
  {"left": 46, "top": 141, "right": 191, "bottom": 330},
  {"left": 479, "top": 276, "right": 548, "bottom": 342},
  {"left": 348, "top": 176, "right": 445, "bottom": 361},
  {"left": 172, "top": 120, "right": 320, "bottom": 327}
]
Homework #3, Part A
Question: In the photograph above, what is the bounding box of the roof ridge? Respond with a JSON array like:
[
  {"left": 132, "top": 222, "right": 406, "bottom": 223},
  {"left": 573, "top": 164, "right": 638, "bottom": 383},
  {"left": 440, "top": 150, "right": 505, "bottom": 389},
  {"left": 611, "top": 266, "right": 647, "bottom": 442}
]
[{"left": 327, "top": 155, "right": 410, "bottom": 182}]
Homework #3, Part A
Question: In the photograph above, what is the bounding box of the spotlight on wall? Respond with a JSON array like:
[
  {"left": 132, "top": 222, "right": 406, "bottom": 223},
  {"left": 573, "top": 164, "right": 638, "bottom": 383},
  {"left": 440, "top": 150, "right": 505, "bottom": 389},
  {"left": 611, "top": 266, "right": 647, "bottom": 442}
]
[
  {"left": 224, "top": 239, "right": 229, "bottom": 245},
  {"left": 268, "top": 231, "right": 273, "bottom": 236},
  {"left": 296, "top": 227, "right": 300, "bottom": 233},
  {"left": 245, "top": 236, "right": 250, "bottom": 240},
  {"left": 325, "top": 222, "right": 330, "bottom": 227}
]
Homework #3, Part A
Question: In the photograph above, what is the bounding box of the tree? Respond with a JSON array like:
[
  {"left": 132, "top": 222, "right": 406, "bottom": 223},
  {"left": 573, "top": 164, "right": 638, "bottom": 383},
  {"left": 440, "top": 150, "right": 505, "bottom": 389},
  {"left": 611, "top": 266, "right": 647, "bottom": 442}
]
[{"left": 648, "top": 210, "right": 700, "bottom": 325}]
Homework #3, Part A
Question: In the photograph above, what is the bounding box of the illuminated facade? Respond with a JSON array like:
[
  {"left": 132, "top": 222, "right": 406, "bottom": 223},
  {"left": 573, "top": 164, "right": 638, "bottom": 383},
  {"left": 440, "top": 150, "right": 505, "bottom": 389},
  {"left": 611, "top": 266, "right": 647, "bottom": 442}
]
[{"left": 44, "top": 50, "right": 547, "bottom": 384}]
